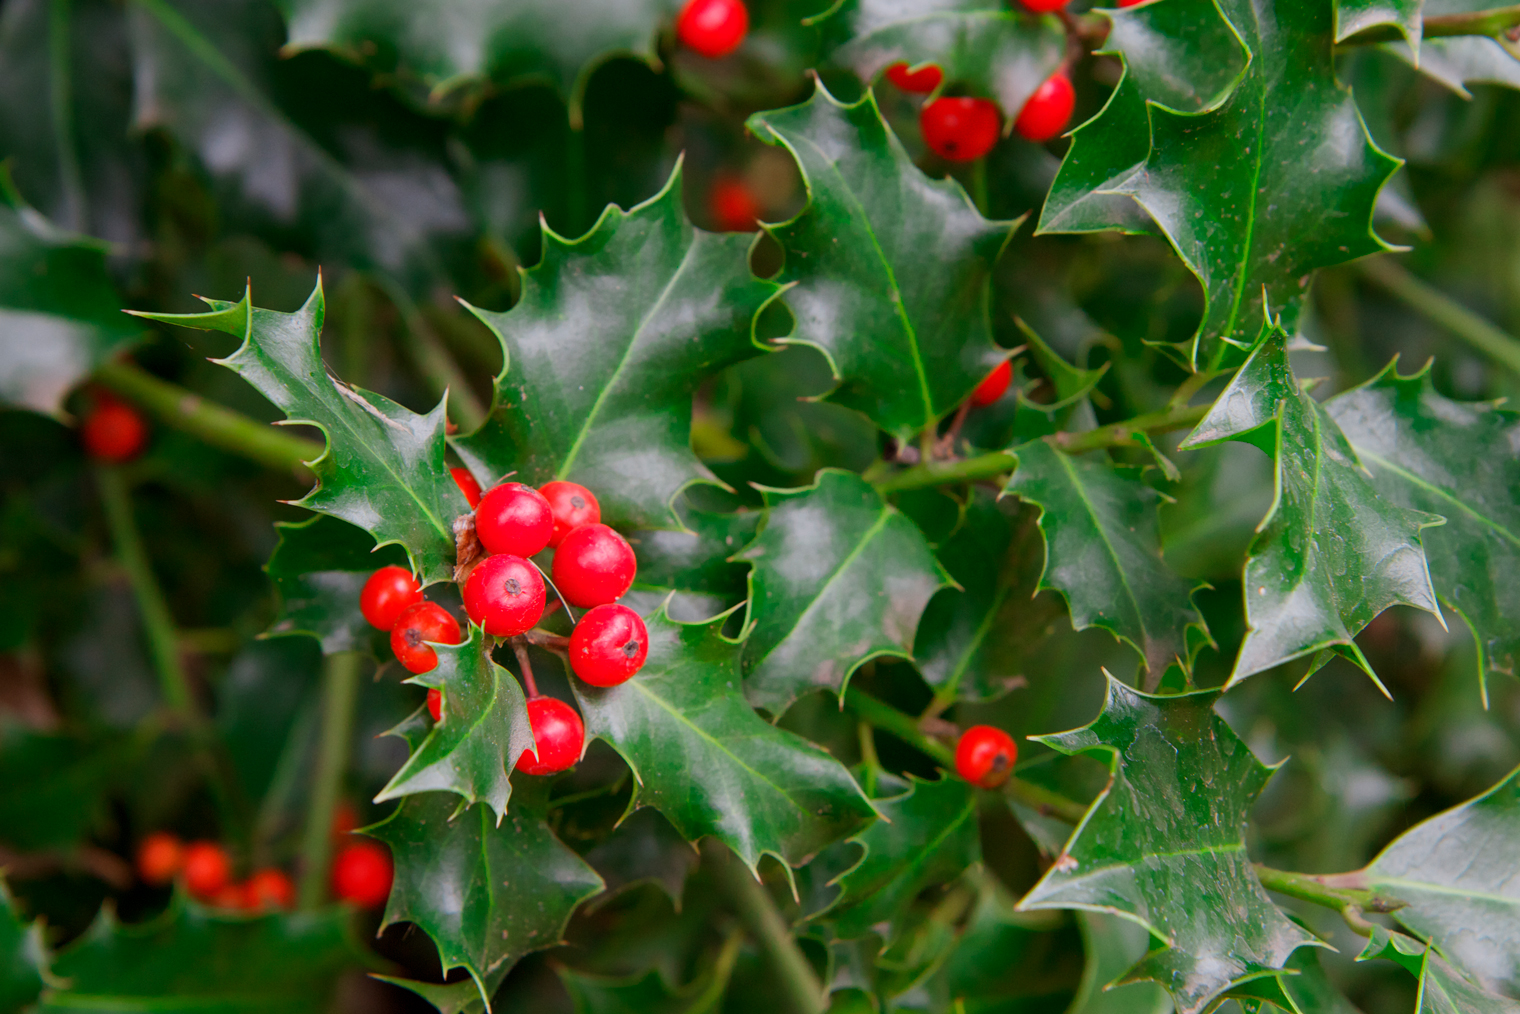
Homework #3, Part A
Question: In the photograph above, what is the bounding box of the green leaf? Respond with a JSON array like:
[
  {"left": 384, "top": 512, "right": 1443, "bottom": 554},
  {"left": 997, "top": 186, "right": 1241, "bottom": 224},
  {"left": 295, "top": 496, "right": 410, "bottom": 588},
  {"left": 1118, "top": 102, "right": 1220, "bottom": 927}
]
[
  {"left": 819, "top": 775, "right": 978, "bottom": 940},
  {"left": 1069, "top": 912, "right": 1172, "bottom": 1014},
  {"left": 264, "top": 514, "right": 409, "bottom": 654},
  {"left": 1336, "top": 0, "right": 1421, "bottom": 47},
  {"left": 572, "top": 606, "right": 876, "bottom": 873},
  {"left": 377, "top": 626, "right": 534, "bottom": 822},
  {"left": 455, "top": 163, "right": 777, "bottom": 532},
  {"left": 625, "top": 503, "right": 760, "bottom": 622},
  {"left": 1383, "top": 37, "right": 1520, "bottom": 97},
  {"left": 746, "top": 82, "right": 1017, "bottom": 441},
  {"left": 1018, "top": 675, "right": 1320, "bottom": 1014},
  {"left": 1358, "top": 927, "right": 1520, "bottom": 1014},
  {"left": 1180, "top": 323, "right": 1443, "bottom": 687},
  {"left": 370, "top": 791, "right": 604, "bottom": 1005},
  {"left": 0, "top": 878, "right": 46, "bottom": 1013},
  {"left": 0, "top": 725, "right": 120, "bottom": 851},
  {"left": 37, "top": 897, "right": 365, "bottom": 1013},
  {"left": 737, "top": 469, "right": 952, "bottom": 715},
  {"left": 1005, "top": 440, "right": 1208, "bottom": 679},
  {"left": 135, "top": 282, "right": 469, "bottom": 584},
  {"left": 557, "top": 933, "right": 738, "bottom": 1014},
  {"left": 1363, "top": 764, "right": 1520, "bottom": 997},
  {"left": 582, "top": 807, "right": 700, "bottom": 905}
]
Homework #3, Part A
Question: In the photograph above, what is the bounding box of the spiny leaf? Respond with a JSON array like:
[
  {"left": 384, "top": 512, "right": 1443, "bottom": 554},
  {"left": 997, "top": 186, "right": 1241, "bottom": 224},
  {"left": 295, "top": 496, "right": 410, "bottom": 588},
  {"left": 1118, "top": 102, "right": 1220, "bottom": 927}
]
[
  {"left": 556, "top": 933, "right": 739, "bottom": 1014},
  {"left": 263, "top": 514, "right": 408, "bottom": 655},
  {"left": 1336, "top": 0, "right": 1422, "bottom": 47},
  {"left": 1358, "top": 927, "right": 1520, "bottom": 1014},
  {"left": 1018, "top": 675, "right": 1320, "bottom": 1014},
  {"left": 1005, "top": 440, "right": 1209, "bottom": 679},
  {"left": 455, "top": 162, "right": 777, "bottom": 532},
  {"left": 1384, "top": 37, "right": 1520, "bottom": 97},
  {"left": 572, "top": 607, "right": 876, "bottom": 874},
  {"left": 135, "top": 281, "right": 468, "bottom": 585},
  {"left": 738, "top": 469, "right": 952, "bottom": 715},
  {"left": 0, "top": 878, "right": 46, "bottom": 1013},
  {"left": 1069, "top": 913, "right": 1172, "bottom": 1014},
  {"left": 1181, "top": 323, "right": 1443, "bottom": 687},
  {"left": 624, "top": 501, "right": 760, "bottom": 623},
  {"left": 746, "top": 81, "right": 1017, "bottom": 441}
]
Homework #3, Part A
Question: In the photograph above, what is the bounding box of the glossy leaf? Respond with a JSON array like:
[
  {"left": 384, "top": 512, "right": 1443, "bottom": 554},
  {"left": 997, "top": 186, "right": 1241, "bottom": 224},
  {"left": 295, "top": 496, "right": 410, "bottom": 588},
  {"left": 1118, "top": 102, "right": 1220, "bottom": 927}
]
[
  {"left": 747, "top": 82, "right": 1017, "bottom": 440},
  {"left": 370, "top": 791, "right": 604, "bottom": 1005},
  {"left": 1019, "top": 675, "right": 1319, "bottom": 1014},
  {"left": 1005, "top": 440, "right": 1208, "bottom": 679},
  {"left": 1181, "top": 324, "right": 1443, "bottom": 687},
  {"left": 573, "top": 607, "right": 876, "bottom": 873},
  {"left": 582, "top": 807, "right": 700, "bottom": 905},
  {"left": 455, "top": 163, "right": 777, "bottom": 532},
  {"left": 0, "top": 879, "right": 45, "bottom": 1013},
  {"left": 1336, "top": 0, "right": 1421, "bottom": 46},
  {"left": 263, "top": 514, "right": 408, "bottom": 654},
  {"left": 1070, "top": 912, "right": 1172, "bottom": 1014},
  {"left": 738, "top": 469, "right": 952, "bottom": 715},
  {"left": 1384, "top": 37, "right": 1520, "bottom": 97},
  {"left": 136, "top": 283, "right": 469, "bottom": 585},
  {"left": 1358, "top": 927, "right": 1520, "bottom": 1014}
]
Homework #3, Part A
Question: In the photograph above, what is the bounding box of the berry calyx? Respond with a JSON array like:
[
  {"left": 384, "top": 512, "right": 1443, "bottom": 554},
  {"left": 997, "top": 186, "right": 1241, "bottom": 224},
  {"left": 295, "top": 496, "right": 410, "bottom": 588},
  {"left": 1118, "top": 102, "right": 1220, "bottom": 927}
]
[
  {"left": 570, "top": 604, "right": 649, "bottom": 687},
  {"left": 711, "top": 178, "right": 761, "bottom": 232},
  {"left": 136, "top": 832, "right": 184, "bottom": 885},
  {"left": 920, "top": 97, "right": 1001, "bottom": 162},
  {"left": 245, "top": 868, "right": 294, "bottom": 910},
  {"left": 1020, "top": 0, "right": 1069, "bottom": 12},
  {"left": 390, "top": 601, "right": 462, "bottom": 674},
  {"left": 80, "top": 396, "right": 148, "bottom": 463},
  {"left": 970, "top": 360, "right": 1013, "bottom": 407},
  {"left": 552, "top": 524, "right": 637, "bottom": 608},
  {"left": 1014, "top": 72, "right": 1075, "bottom": 143},
  {"left": 885, "top": 62, "right": 942, "bottom": 94},
  {"left": 517, "top": 696, "right": 585, "bottom": 776},
  {"left": 954, "top": 725, "right": 1018, "bottom": 789},
  {"left": 332, "top": 841, "right": 393, "bottom": 908},
  {"left": 360, "top": 566, "right": 423, "bottom": 631},
  {"left": 540, "top": 481, "right": 601, "bottom": 548},
  {"left": 182, "top": 841, "right": 231, "bottom": 900},
  {"left": 463, "top": 554, "right": 546, "bottom": 636},
  {"left": 676, "top": 0, "right": 748, "bottom": 58},
  {"left": 451, "top": 466, "right": 483, "bottom": 508},
  {"left": 475, "top": 482, "right": 554, "bottom": 558},
  {"left": 427, "top": 687, "right": 442, "bottom": 723}
]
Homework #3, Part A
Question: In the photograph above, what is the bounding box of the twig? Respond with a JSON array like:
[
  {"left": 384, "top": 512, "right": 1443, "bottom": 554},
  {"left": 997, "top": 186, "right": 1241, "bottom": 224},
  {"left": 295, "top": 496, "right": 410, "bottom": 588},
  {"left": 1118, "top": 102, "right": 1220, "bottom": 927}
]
[
  {"left": 511, "top": 637, "right": 540, "bottom": 699},
  {"left": 1050, "top": 401, "right": 1210, "bottom": 455},
  {"left": 1253, "top": 865, "right": 1406, "bottom": 937},
  {"left": 873, "top": 451, "right": 1017, "bottom": 496},
  {"left": 705, "top": 842, "right": 825, "bottom": 1014},
  {"left": 298, "top": 651, "right": 361, "bottom": 910},
  {"left": 1356, "top": 256, "right": 1520, "bottom": 376},
  {"left": 524, "top": 629, "right": 571, "bottom": 652}
]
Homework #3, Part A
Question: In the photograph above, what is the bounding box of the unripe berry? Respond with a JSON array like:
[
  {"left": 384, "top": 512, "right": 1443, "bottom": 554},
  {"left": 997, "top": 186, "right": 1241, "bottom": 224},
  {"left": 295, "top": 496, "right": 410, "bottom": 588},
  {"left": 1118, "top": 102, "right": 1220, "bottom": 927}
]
[
  {"left": 182, "top": 841, "right": 231, "bottom": 901},
  {"left": 427, "top": 687, "right": 442, "bottom": 723},
  {"left": 885, "top": 62, "right": 942, "bottom": 94},
  {"left": 245, "top": 868, "right": 294, "bottom": 910},
  {"left": 80, "top": 397, "right": 148, "bottom": 462},
  {"left": 136, "top": 832, "right": 184, "bottom": 886},
  {"left": 677, "top": 0, "right": 748, "bottom": 58},
  {"left": 540, "top": 481, "right": 601, "bottom": 548},
  {"left": 517, "top": 697, "right": 584, "bottom": 776},
  {"left": 360, "top": 566, "right": 423, "bottom": 631},
  {"left": 711, "top": 178, "right": 761, "bottom": 232},
  {"left": 475, "top": 482, "right": 554, "bottom": 558},
  {"left": 390, "top": 601, "right": 462, "bottom": 674},
  {"left": 552, "top": 524, "right": 637, "bottom": 608},
  {"left": 332, "top": 841, "right": 393, "bottom": 908},
  {"left": 954, "top": 725, "right": 1018, "bottom": 789},
  {"left": 1014, "top": 72, "right": 1075, "bottom": 143},
  {"left": 463, "top": 554, "right": 546, "bottom": 636},
  {"left": 920, "top": 97, "right": 1001, "bottom": 162},
  {"left": 970, "top": 360, "right": 1013, "bottom": 407},
  {"left": 451, "top": 466, "right": 483, "bottom": 508},
  {"left": 570, "top": 604, "right": 649, "bottom": 687}
]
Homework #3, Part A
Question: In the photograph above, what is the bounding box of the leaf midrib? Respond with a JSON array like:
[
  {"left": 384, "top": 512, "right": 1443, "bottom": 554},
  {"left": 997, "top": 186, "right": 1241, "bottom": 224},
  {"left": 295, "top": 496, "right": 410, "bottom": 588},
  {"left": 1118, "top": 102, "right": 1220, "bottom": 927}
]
[
  {"left": 1221, "top": 66, "right": 1269, "bottom": 344},
  {"left": 1050, "top": 450, "right": 1150, "bottom": 648},
  {"left": 1368, "top": 874, "right": 1520, "bottom": 909},
  {"left": 1352, "top": 447, "right": 1520, "bottom": 550}
]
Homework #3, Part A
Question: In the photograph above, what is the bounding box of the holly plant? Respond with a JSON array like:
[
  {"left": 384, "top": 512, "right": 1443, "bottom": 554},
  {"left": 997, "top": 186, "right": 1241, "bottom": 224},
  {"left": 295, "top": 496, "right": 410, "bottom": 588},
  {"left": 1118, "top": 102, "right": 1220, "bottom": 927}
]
[{"left": 3, "top": 0, "right": 1520, "bottom": 1011}]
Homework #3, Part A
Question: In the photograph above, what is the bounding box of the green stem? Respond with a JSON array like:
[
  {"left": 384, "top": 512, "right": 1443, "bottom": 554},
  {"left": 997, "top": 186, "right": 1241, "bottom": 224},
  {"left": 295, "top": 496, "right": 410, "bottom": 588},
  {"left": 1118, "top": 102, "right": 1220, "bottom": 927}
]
[
  {"left": 1253, "top": 865, "right": 1405, "bottom": 937},
  {"left": 873, "top": 451, "right": 1017, "bottom": 496},
  {"left": 298, "top": 651, "right": 361, "bottom": 910},
  {"left": 1356, "top": 256, "right": 1520, "bottom": 376},
  {"left": 370, "top": 275, "right": 486, "bottom": 432},
  {"left": 708, "top": 844, "right": 825, "bottom": 1014},
  {"left": 94, "top": 360, "right": 321, "bottom": 473},
  {"left": 48, "top": 0, "right": 86, "bottom": 232},
  {"left": 1340, "top": 2, "right": 1520, "bottom": 41}
]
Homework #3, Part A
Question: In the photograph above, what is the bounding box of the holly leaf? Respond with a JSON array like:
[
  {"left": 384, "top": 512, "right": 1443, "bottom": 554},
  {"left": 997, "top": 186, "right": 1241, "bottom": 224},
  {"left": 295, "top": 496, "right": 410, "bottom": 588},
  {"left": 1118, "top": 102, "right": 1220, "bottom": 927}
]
[
  {"left": 1337, "top": 0, "right": 1421, "bottom": 47},
  {"left": 624, "top": 501, "right": 760, "bottom": 622},
  {"left": 454, "top": 162, "right": 777, "bottom": 532},
  {"left": 738, "top": 469, "right": 953, "bottom": 715},
  {"left": 557, "top": 937, "right": 739, "bottom": 1014},
  {"left": 370, "top": 791, "right": 604, "bottom": 1007},
  {"left": 264, "top": 514, "right": 409, "bottom": 654},
  {"left": 1069, "top": 913, "right": 1172, "bottom": 1014},
  {"left": 746, "top": 82, "right": 1017, "bottom": 441},
  {"left": 819, "top": 775, "right": 978, "bottom": 940},
  {"left": 1358, "top": 928, "right": 1520, "bottom": 1014},
  {"left": 572, "top": 606, "right": 876, "bottom": 873},
  {"left": 135, "top": 282, "right": 469, "bottom": 584},
  {"left": 812, "top": 0, "right": 1065, "bottom": 118},
  {"left": 1180, "top": 323, "right": 1443, "bottom": 688},
  {"left": 1005, "top": 440, "right": 1209, "bottom": 680},
  {"left": 0, "top": 878, "right": 46, "bottom": 1012},
  {"left": 0, "top": 725, "right": 121, "bottom": 851},
  {"left": 1383, "top": 37, "right": 1520, "bottom": 97},
  {"left": 377, "top": 626, "right": 534, "bottom": 822},
  {"left": 1018, "top": 675, "right": 1320, "bottom": 1014},
  {"left": 582, "top": 807, "right": 700, "bottom": 905}
]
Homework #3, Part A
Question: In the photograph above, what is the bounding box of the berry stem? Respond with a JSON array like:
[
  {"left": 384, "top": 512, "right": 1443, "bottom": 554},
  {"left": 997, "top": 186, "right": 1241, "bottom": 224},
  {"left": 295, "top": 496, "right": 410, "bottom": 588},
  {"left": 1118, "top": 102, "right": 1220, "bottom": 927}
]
[
  {"left": 705, "top": 841, "right": 826, "bottom": 1014},
  {"left": 511, "top": 637, "right": 541, "bottom": 699},
  {"left": 298, "top": 650, "right": 362, "bottom": 910},
  {"left": 524, "top": 629, "right": 572, "bottom": 652}
]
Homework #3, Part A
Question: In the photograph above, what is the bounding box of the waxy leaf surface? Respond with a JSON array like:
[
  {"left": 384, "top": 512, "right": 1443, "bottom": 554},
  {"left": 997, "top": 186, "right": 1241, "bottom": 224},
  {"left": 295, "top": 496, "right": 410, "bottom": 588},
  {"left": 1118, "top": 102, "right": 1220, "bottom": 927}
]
[
  {"left": 1359, "top": 928, "right": 1520, "bottom": 1014},
  {"left": 738, "top": 469, "right": 952, "bottom": 715},
  {"left": 264, "top": 514, "right": 408, "bottom": 654},
  {"left": 1336, "top": 0, "right": 1421, "bottom": 46},
  {"left": 747, "top": 83, "right": 1016, "bottom": 440},
  {"left": 1383, "top": 37, "right": 1520, "bottom": 97},
  {"left": 0, "top": 879, "right": 44, "bottom": 1013},
  {"left": 1019, "top": 676, "right": 1318, "bottom": 1014}
]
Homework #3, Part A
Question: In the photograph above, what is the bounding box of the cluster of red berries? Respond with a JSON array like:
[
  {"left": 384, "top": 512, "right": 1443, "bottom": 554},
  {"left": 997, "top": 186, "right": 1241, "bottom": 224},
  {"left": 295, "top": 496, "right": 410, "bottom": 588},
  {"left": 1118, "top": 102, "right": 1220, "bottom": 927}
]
[
  {"left": 954, "top": 725, "right": 1018, "bottom": 789},
  {"left": 360, "top": 478, "right": 648, "bottom": 778},
  {"left": 78, "top": 391, "right": 149, "bottom": 463},
  {"left": 888, "top": 63, "right": 1076, "bottom": 160}
]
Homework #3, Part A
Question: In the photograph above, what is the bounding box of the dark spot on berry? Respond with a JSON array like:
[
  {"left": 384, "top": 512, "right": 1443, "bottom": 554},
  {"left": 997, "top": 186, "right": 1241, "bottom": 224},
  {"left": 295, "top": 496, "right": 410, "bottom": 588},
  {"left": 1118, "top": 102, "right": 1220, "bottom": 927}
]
[
  {"left": 570, "top": 496, "right": 585, "bottom": 509},
  {"left": 504, "top": 578, "right": 521, "bottom": 596},
  {"left": 404, "top": 628, "right": 422, "bottom": 647},
  {"left": 991, "top": 753, "right": 1008, "bottom": 772},
  {"left": 622, "top": 639, "right": 641, "bottom": 657}
]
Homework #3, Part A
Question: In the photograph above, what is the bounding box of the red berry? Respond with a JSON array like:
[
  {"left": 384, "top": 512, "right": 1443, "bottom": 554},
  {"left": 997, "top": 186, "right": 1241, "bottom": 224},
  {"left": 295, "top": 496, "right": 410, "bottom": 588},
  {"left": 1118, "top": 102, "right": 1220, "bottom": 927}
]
[
  {"left": 676, "top": 0, "right": 748, "bottom": 58},
  {"left": 711, "top": 178, "right": 761, "bottom": 232},
  {"left": 1021, "top": 0, "right": 1069, "bottom": 12},
  {"left": 970, "top": 360, "right": 1013, "bottom": 407},
  {"left": 427, "top": 687, "right": 443, "bottom": 723},
  {"left": 885, "top": 62, "right": 942, "bottom": 93},
  {"left": 552, "top": 524, "right": 637, "bottom": 608},
  {"left": 332, "top": 841, "right": 393, "bottom": 908},
  {"left": 570, "top": 604, "right": 649, "bottom": 687},
  {"left": 182, "top": 841, "right": 231, "bottom": 900},
  {"left": 451, "top": 466, "right": 483, "bottom": 508},
  {"left": 475, "top": 482, "right": 554, "bottom": 558},
  {"left": 80, "top": 397, "right": 148, "bottom": 462},
  {"left": 1014, "top": 72, "right": 1075, "bottom": 143},
  {"left": 136, "top": 832, "right": 184, "bottom": 885},
  {"left": 517, "top": 697, "right": 584, "bottom": 776},
  {"left": 1117, "top": 0, "right": 1148, "bottom": 7},
  {"left": 955, "top": 725, "right": 1018, "bottom": 789},
  {"left": 920, "top": 97, "right": 1001, "bottom": 162},
  {"left": 540, "top": 481, "right": 601, "bottom": 548},
  {"left": 331, "top": 800, "right": 359, "bottom": 839},
  {"left": 463, "top": 554, "right": 546, "bottom": 636},
  {"left": 245, "top": 868, "right": 294, "bottom": 910},
  {"left": 211, "top": 881, "right": 250, "bottom": 910},
  {"left": 390, "top": 601, "right": 462, "bottom": 674},
  {"left": 360, "top": 566, "right": 423, "bottom": 631}
]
